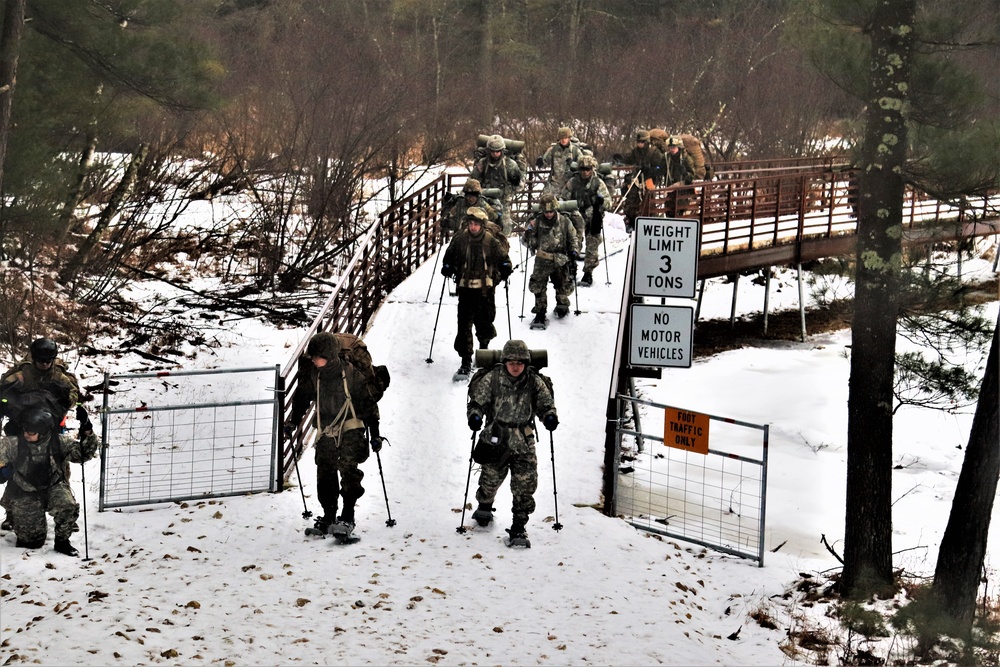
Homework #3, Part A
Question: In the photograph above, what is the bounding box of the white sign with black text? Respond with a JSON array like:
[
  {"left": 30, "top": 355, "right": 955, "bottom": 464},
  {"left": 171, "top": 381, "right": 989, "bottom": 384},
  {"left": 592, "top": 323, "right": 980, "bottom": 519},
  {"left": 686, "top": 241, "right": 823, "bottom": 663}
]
[
  {"left": 629, "top": 304, "right": 694, "bottom": 369},
  {"left": 633, "top": 217, "right": 699, "bottom": 299}
]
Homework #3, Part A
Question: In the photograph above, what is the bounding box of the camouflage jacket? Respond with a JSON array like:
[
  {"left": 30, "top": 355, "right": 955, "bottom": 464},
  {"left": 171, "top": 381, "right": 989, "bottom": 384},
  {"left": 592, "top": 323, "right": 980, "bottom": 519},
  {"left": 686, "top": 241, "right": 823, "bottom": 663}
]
[
  {"left": 443, "top": 229, "right": 510, "bottom": 288},
  {"left": 624, "top": 144, "right": 667, "bottom": 184},
  {"left": 467, "top": 365, "right": 556, "bottom": 431},
  {"left": 542, "top": 141, "right": 583, "bottom": 186},
  {"left": 0, "top": 431, "right": 99, "bottom": 494},
  {"left": 562, "top": 173, "right": 610, "bottom": 215},
  {"left": 444, "top": 195, "right": 501, "bottom": 233},
  {"left": 471, "top": 156, "right": 522, "bottom": 200},
  {"left": 1, "top": 357, "right": 80, "bottom": 412},
  {"left": 522, "top": 212, "right": 578, "bottom": 266},
  {"left": 665, "top": 149, "right": 695, "bottom": 186}
]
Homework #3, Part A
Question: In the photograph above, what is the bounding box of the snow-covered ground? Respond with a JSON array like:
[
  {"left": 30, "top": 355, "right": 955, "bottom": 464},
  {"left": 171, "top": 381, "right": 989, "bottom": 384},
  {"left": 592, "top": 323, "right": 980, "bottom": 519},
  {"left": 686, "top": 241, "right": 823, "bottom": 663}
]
[{"left": 1, "top": 210, "right": 998, "bottom": 665}]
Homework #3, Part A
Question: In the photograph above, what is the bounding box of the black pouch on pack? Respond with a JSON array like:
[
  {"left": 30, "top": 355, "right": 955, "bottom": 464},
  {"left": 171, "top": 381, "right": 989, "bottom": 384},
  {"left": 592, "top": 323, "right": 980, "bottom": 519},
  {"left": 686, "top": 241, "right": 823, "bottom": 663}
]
[{"left": 473, "top": 423, "right": 509, "bottom": 465}]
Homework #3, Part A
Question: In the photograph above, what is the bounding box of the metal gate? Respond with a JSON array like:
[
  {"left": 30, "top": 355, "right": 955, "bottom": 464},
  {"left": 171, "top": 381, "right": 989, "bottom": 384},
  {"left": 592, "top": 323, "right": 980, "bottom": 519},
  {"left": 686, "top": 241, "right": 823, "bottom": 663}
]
[
  {"left": 614, "top": 394, "right": 769, "bottom": 565},
  {"left": 98, "top": 366, "right": 282, "bottom": 510}
]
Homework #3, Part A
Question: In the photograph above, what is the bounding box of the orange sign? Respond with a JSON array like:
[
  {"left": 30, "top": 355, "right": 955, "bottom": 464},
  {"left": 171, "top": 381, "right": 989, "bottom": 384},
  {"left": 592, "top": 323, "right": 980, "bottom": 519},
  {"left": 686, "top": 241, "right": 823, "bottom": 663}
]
[{"left": 663, "top": 408, "right": 710, "bottom": 455}]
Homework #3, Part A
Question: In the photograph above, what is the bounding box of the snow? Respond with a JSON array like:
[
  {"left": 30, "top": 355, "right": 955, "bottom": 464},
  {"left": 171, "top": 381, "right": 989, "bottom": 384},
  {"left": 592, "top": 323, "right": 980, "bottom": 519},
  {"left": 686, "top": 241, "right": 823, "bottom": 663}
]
[{"left": 2, "top": 208, "right": 998, "bottom": 666}]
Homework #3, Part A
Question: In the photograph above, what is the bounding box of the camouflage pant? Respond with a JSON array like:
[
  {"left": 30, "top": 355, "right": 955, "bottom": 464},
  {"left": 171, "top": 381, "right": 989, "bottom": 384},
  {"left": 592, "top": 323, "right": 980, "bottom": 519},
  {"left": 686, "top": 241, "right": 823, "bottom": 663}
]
[
  {"left": 475, "top": 428, "right": 538, "bottom": 527},
  {"left": 529, "top": 259, "right": 572, "bottom": 314},
  {"left": 454, "top": 287, "right": 497, "bottom": 358},
  {"left": 0, "top": 482, "right": 79, "bottom": 544},
  {"left": 568, "top": 212, "right": 585, "bottom": 252},
  {"left": 584, "top": 232, "right": 602, "bottom": 273},
  {"left": 315, "top": 431, "right": 369, "bottom": 519}
]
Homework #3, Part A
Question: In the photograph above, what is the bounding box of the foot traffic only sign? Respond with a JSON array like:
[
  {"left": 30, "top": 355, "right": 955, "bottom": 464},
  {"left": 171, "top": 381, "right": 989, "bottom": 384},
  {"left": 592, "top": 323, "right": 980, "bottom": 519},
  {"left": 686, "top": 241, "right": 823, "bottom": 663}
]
[{"left": 629, "top": 217, "right": 699, "bottom": 370}]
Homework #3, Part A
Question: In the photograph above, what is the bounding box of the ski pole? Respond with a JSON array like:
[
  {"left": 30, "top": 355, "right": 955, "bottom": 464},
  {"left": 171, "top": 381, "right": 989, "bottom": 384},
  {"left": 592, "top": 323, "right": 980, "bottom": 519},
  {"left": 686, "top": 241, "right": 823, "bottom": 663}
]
[
  {"left": 602, "top": 232, "right": 611, "bottom": 286},
  {"left": 519, "top": 254, "right": 531, "bottom": 320},
  {"left": 426, "top": 278, "right": 448, "bottom": 363},
  {"left": 287, "top": 424, "right": 313, "bottom": 520},
  {"left": 572, "top": 265, "right": 581, "bottom": 316},
  {"left": 424, "top": 248, "right": 442, "bottom": 303},
  {"left": 374, "top": 441, "right": 396, "bottom": 527},
  {"left": 456, "top": 429, "right": 478, "bottom": 534},
  {"left": 80, "top": 459, "right": 91, "bottom": 560},
  {"left": 612, "top": 172, "right": 641, "bottom": 215},
  {"left": 505, "top": 280, "right": 512, "bottom": 338},
  {"left": 548, "top": 430, "right": 562, "bottom": 531}
]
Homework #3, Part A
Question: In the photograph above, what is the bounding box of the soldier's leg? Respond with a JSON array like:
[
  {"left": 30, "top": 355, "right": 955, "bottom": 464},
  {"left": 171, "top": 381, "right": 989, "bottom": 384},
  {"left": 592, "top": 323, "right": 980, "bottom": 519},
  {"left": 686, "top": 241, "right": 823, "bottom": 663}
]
[
  {"left": 508, "top": 446, "right": 538, "bottom": 529},
  {"left": 584, "top": 233, "right": 601, "bottom": 273},
  {"left": 453, "top": 290, "right": 476, "bottom": 363},
  {"left": 528, "top": 268, "right": 549, "bottom": 315},
  {"left": 570, "top": 212, "right": 585, "bottom": 251},
  {"left": 338, "top": 433, "right": 369, "bottom": 522},
  {"left": 314, "top": 437, "right": 341, "bottom": 520},
  {"left": 48, "top": 484, "right": 80, "bottom": 541},
  {"left": 475, "top": 462, "right": 510, "bottom": 509},
  {"left": 473, "top": 289, "right": 497, "bottom": 349},
  {"left": 10, "top": 494, "right": 47, "bottom": 548},
  {"left": 553, "top": 266, "right": 571, "bottom": 309}
]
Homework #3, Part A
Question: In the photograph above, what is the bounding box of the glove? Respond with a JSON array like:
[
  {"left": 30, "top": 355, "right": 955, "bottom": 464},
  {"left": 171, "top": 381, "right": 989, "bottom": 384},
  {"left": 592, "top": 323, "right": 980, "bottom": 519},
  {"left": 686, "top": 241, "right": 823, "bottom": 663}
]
[
  {"left": 543, "top": 413, "right": 559, "bottom": 431},
  {"left": 498, "top": 261, "right": 512, "bottom": 281},
  {"left": 0, "top": 464, "right": 12, "bottom": 483},
  {"left": 283, "top": 422, "right": 295, "bottom": 439},
  {"left": 368, "top": 420, "right": 381, "bottom": 444},
  {"left": 468, "top": 413, "right": 483, "bottom": 431},
  {"left": 569, "top": 250, "right": 582, "bottom": 262},
  {"left": 535, "top": 156, "right": 544, "bottom": 168},
  {"left": 441, "top": 263, "right": 455, "bottom": 278},
  {"left": 371, "top": 436, "right": 383, "bottom": 453}
]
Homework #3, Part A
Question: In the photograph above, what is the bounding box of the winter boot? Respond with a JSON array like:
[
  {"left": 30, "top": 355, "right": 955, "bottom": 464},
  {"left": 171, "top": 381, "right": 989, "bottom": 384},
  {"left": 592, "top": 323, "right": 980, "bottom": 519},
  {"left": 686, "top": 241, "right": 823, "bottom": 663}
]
[
  {"left": 1, "top": 513, "right": 12, "bottom": 531},
  {"left": 506, "top": 520, "right": 530, "bottom": 548},
  {"left": 54, "top": 537, "right": 79, "bottom": 557},
  {"left": 554, "top": 305, "right": 569, "bottom": 319},
  {"left": 472, "top": 504, "right": 494, "bottom": 527},
  {"left": 458, "top": 356, "right": 472, "bottom": 375},
  {"left": 329, "top": 506, "right": 355, "bottom": 537},
  {"left": 579, "top": 271, "right": 593, "bottom": 287},
  {"left": 532, "top": 312, "right": 546, "bottom": 325},
  {"left": 16, "top": 537, "right": 44, "bottom": 549}
]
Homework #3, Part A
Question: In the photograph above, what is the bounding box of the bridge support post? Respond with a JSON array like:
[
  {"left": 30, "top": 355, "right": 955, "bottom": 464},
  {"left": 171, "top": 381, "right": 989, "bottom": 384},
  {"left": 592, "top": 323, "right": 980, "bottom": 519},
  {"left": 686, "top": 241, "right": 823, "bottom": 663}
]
[
  {"left": 763, "top": 269, "right": 771, "bottom": 335},
  {"left": 797, "top": 263, "right": 807, "bottom": 342},
  {"left": 729, "top": 274, "right": 739, "bottom": 329}
]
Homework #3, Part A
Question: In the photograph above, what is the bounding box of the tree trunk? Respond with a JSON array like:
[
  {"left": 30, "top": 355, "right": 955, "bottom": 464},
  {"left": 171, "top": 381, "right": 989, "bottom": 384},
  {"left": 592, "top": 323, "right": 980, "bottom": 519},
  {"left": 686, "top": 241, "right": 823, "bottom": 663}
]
[
  {"left": 0, "top": 0, "right": 26, "bottom": 196},
  {"left": 932, "top": 318, "right": 1000, "bottom": 630},
  {"left": 561, "top": 0, "right": 582, "bottom": 111},
  {"left": 479, "top": 0, "right": 493, "bottom": 128},
  {"left": 57, "top": 130, "right": 98, "bottom": 249},
  {"left": 842, "top": 0, "right": 916, "bottom": 599}
]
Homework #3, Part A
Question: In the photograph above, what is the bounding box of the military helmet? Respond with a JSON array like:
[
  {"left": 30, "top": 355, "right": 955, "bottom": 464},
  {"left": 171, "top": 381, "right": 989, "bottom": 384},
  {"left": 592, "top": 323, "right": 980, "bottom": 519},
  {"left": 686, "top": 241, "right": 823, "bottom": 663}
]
[
  {"left": 557, "top": 126, "right": 573, "bottom": 140},
  {"left": 668, "top": 135, "right": 684, "bottom": 147},
  {"left": 578, "top": 155, "right": 598, "bottom": 170},
  {"left": 636, "top": 129, "right": 650, "bottom": 142},
  {"left": 306, "top": 331, "right": 341, "bottom": 361},
  {"left": 466, "top": 206, "right": 488, "bottom": 223},
  {"left": 486, "top": 134, "right": 505, "bottom": 151},
  {"left": 463, "top": 178, "right": 483, "bottom": 195},
  {"left": 21, "top": 408, "right": 55, "bottom": 437},
  {"left": 539, "top": 193, "right": 558, "bottom": 212},
  {"left": 501, "top": 339, "right": 531, "bottom": 363},
  {"left": 30, "top": 337, "right": 58, "bottom": 362}
]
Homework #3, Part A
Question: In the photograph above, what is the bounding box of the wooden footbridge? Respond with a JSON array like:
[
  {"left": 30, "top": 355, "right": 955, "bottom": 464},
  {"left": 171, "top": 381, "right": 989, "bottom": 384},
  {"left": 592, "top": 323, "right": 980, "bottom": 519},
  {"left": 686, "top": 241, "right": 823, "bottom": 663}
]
[{"left": 276, "top": 155, "right": 1000, "bottom": 479}]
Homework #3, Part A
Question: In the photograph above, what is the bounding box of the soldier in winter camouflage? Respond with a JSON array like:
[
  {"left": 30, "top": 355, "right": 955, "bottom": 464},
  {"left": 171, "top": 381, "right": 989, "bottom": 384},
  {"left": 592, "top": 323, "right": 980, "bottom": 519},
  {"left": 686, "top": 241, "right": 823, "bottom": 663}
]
[
  {"left": 523, "top": 194, "right": 580, "bottom": 326},
  {"left": 539, "top": 127, "right": 582, "bottom": 196},
  {"left": 562, "top": 155, "right": 610, "bottom": 287},
  {"left": 619, "top": 129, "right": 667, "bottom": 232},
  {"left": 470, "top": 134, "right": 522, "bottom": 234},
  {"left": 442, "top": 207, "right": 513, "bottom": 376},
  {"left": 1, "top": 337, "right": 82, "bottom": 435},
  {"left": 289, "top": 332, "right": 383, "bottom": 536},
  {"left": 664, "top": 135, "right": 695, "bottom": 186},
  {"left": 0, "top": 407, "right": 98, "bottom": 556},
  {"left": 466, "top": 339, "right": 558, "bottom": 543}
]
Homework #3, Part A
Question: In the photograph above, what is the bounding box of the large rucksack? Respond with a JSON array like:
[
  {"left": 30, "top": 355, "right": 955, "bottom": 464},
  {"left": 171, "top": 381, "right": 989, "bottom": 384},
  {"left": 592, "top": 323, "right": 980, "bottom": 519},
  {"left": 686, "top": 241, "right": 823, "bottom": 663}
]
[
  {"left": 0, "top": 386, "right": 66, "bottom": 435},
  {"left": 334, "top": 333, "right": 390, "bottom": 403}
]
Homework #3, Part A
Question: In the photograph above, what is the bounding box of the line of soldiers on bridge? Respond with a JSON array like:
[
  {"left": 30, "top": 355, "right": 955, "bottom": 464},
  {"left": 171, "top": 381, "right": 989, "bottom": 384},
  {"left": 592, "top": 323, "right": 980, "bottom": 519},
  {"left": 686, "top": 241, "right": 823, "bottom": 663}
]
[{"left": 440, "top": 127, "right": 710, "bottom": 370}]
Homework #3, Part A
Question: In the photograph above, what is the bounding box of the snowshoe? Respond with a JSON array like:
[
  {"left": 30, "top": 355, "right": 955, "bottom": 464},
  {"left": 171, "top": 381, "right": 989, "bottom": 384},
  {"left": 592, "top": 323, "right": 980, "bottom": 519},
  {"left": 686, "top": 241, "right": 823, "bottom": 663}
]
[
  {"left": 579, "top": 272, "right": 593, "bottom": 287},
  {"left": 505, "top": 525, "right": 530, "bottom": 549},
  {"left": 305, "top": 516, "right": 332, "bottom": 537},
  {"left": 554, "top": 305, "right": 569, "bottom": 319},
  {"left": 453, "top": 356, "right": 473, "bottom": 382},
  {"left": 529, "top": 313, "right": 548, "bottom": 330},
  {"left": 54, "top": 538, "right": 79, "bottom": 557},
  {"left": 328, "top": 519, "right": 359, "bottom": 544},
  {"left": 472, "top": 505, "right": 494, "bottom": 527}
]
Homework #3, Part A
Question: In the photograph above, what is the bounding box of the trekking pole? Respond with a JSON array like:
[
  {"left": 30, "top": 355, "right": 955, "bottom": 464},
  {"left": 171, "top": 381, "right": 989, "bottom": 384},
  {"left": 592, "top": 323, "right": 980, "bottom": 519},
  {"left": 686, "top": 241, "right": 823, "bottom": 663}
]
[
  {"left": 612, "top": 172, "right": 641, "bottom": 215},
  {"left": 374, "top": 441, "right": 396, "bottom": 527},
  {"left": 456, "top": 430, "right": 478, "bottom": 534},
  {"left": 287, "top": 426, "right": 313, "bottom": 520},
  {"left": 424, "top": 249, "right": 442, "bottom": 303},
  {"left": 602, "top": 233, "right": 612, "bottom": 286},
  {"left": 548, "top": 430, "right": 563, "bottom": 531},
  {"left": 519, "top": 254, "right": 530, "bottom": 319},
  {"left": 572, "top": 266, "right": 581, "bottom": 316},
  {"left": 426, "top": 278, "right": 448, "bottom": 363},
  {"left": 80, "top": 459, "right": 91, "bottom": 560},
  {"left": 505, "top": 280, "right": 512, "bottom": 338}
]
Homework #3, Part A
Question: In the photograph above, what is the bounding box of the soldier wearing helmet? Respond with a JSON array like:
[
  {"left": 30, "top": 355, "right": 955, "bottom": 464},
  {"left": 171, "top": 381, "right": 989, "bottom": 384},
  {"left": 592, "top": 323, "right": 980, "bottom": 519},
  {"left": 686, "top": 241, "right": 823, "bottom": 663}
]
[
  {"left": 288, "top": 330, "right": 384, "bottom": 538},
  {"left": 465, "top": 339, "right": 558, "bottom": 545},
  {"left": 664, "top": 135, "right": 695, "bottom": 186},
  {"left": 617, "top": 129, "right": 667, "bottom": 233},
  {"left": 1, "top": 338, "right": 82, "bottom": 435},
  {"left": 538, "top": 126, "right": 583, "bottom": 195},
  {"left": 441, "top": 206, "right": 513, "bottom": 377},
  {"left": 523, "top": 193, "right": 580, "bottom": 326},
  {"left": 0, "top": 406, "right": 99, "bottom": 556},
  {"left": 562, "top": 154, "right": 611, "bottom": 287},
  {"left": 470, "top": 134, "right": 522, "bottom": 234},
  {"left": 443, "top": 178, "right": 501, "bottom": 233}
]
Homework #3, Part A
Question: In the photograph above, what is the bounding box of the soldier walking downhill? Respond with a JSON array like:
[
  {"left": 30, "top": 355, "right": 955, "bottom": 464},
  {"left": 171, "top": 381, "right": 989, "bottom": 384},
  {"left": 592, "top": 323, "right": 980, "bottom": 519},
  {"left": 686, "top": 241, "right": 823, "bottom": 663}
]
[
  {"left": 538, "top": 126, "right": 583, "bottom": 196},
  {"left": 470, "top": 134, "right": 522, "bottom": 234},
  {"left": 523, "top": 194, "right": 580, "bottom": 329},
  {"left": 562, "top": 155, "right": 610, "bottom": 287},
  {"left": 466, "top": 339, "right": 558, "bottom": 547}
]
